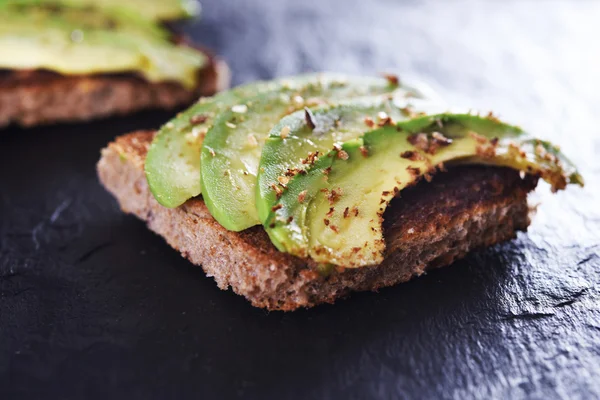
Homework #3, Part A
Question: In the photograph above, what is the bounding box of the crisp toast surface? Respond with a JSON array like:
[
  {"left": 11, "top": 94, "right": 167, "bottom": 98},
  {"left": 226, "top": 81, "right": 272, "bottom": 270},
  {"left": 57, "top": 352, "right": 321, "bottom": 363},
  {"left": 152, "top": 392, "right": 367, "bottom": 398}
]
[
  {"left": 0, "top": 48, "right": 230, "bottom": 128},
  {"left": 97, "top": 130, "right": 538, "bottom": 310}
]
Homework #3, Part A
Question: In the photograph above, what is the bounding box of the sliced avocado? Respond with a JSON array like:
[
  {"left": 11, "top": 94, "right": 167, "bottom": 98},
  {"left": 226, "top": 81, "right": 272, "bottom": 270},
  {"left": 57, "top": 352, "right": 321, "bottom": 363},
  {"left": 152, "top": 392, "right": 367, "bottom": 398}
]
[
  {"left": 145, "top": 80, "right": 277, "bottom": 208},
  {"left": 6, "top": 0, "right": 200, "bottom": 21},
  {"left": 200, "top": 74, "right": 424, "bottom": 232},
  {"left": 145, "top": 73, "right": 406, "bottom": 208},
  {"left": 0, "top": 3, "right": 205, "bottom": 88},
  {"left": 266, "top": 114, "right": 583, "bottom": 267},
  {"left": 256, "top": 95, "right": 442, "bottom": 224}
]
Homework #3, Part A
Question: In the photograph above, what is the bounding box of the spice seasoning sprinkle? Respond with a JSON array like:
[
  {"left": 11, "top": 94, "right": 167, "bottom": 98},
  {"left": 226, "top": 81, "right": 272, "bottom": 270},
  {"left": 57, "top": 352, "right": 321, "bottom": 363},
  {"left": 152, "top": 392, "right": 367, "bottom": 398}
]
[
  {"left": 190, "top": 114, "right": 208, "bottom": 125},
  {"left": 406, "top": 166, "right": 421, "bottom": 177},
  {"left": 364, "top": 117, "right": 375, "bottom": 128},
  {"left": 337, "top": 150, "right": 349, "bottom": 160},
  {"left": 302, "top": 151, "right": 320, "bottom": 165},
  {"left": 298, "top": 190, "right": 307, "bottom": 203},
  {"left": 382, "top": 73, "right": 400, "bottom": 86},
  {"left": 271, "top": 183, "right": 283, "bottom": 198},
  {"left": 280, "top": 125, "right": 290, "bottom": 139},
  {"left": 432, "top": 131, "right": 452, "bottom": 146},
  {"left": 231, "top": 104, "right": 248, "bottom": 114},
  {"left": 400, "top": 150, "right": 423, "bottom": 161}
]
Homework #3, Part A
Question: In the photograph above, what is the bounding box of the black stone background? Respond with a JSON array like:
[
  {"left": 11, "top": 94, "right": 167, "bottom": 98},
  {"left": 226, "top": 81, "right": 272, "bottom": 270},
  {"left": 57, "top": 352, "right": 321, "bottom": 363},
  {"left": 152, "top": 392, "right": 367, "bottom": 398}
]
[{"left": 1, "top": 0, "right": 599, "bottom": 399}]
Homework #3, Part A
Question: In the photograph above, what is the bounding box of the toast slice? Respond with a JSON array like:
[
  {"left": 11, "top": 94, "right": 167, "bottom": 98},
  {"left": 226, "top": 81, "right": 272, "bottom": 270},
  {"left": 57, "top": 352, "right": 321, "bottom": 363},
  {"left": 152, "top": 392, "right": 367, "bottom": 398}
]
[
  {"left": 97, "top": 130, "right": 538, "bottom": 311},
  {"left": 0, "top": 49, "right": 229, "bottom": 128}
]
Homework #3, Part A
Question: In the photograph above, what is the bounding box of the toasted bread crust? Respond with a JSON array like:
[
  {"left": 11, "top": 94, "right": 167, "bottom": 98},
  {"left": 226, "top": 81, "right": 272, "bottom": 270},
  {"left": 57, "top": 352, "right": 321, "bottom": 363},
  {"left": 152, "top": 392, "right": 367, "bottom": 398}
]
[
  {"left": 97, "top": 131, "right": 537, "bottom": 310},
  {"left": 0, "top": 48, "right": 230, "bottom": 128}
]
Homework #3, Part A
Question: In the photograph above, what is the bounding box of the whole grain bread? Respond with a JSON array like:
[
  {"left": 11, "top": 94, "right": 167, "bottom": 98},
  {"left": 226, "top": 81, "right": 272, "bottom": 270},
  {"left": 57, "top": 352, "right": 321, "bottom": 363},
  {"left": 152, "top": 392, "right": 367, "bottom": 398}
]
[
  {"left": 0, "top": 50, "right": 229, "bottom": 128},
  {"left": 97, "top": 130, "right": 538, "bottom": 311}
]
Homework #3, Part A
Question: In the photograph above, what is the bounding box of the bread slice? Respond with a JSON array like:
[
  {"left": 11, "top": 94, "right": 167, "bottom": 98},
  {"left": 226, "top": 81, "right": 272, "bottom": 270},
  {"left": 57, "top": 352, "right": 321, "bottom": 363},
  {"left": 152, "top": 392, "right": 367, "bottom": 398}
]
[
  {"left": 0, "top": 49, "right": 229, "bottom": 128},
  {"left": 97, "top": 130, "right": 538, "bottom": 310}
]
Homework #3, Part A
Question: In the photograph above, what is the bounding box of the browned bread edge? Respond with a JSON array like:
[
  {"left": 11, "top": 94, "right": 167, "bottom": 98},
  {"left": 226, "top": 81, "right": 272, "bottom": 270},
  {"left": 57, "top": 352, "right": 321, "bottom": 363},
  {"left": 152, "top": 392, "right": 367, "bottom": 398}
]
[
  {"left": 97, "top": 130, "right": 538, "bottom": 311},
  {"left": 0, "top": 48, "right": 230, "bottom": 128}
]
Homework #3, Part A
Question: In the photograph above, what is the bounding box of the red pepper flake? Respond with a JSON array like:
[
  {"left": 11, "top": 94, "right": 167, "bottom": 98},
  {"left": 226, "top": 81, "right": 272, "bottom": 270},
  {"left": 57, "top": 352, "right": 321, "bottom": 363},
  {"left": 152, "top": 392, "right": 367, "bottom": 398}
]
[
  {"left": 407, "top": 133, "right": 430, "bottom": 152},
  {"left": 377, "top": 111, "right": 393, "bottom": 127},
  {"left": 476, "top": 144, "right": 496, "bottom": 158},
  {"left": 323, "top": 218, "right": 330, "bottom": 226},
  {"left": 364, "top": 117, "right": 375, "bottom": 128},
  {"left": 343, "top": 207, "right": 350, "bottom": 218},
  {"left": 406, "top": 166, "right": 421, "bottom": 177},
  {"left": 271, "top": 204, "right": 283, "bottom": 212},
  {"left": 285, "top": 167, "right": 303, "bottom": 177},
  {"left": 298, "top": 190, "right": 307, "bottom": 203},
  {"left": 304, "top": 107, "right": 317, "bottom": 130},
  {"left": 323, "top": 167, "right": 332, "bottom": 175},
  {"left": 352, "top": 247, "right": 362, "bottom": 253},
  {"left": 490, "top": 137, "right": 499, "bottom": 146},
  {"left": 190, "top": 114, "right": 208, "bottom": 125},
  {"left": 270, "top": 183, "right": 283, "bottom": 198},
  {"left": 353, "top": 207, "right": 359, "bottom": 216},
  {"left": 359, "top": 146, "right": 369, "bottom": 157},
  {"left": 432, "top": 131, "right": 452, "bottom": 146},
  {"left": 400, "top": 150, "right": 423, "bottom": 161},
  {"left": 287, "top": 216, "right": 294, "bottom": 223},
  {"left": 469, "top": 132, "right": 488, "bottom": 144},
  {"left": 382, "top": 73, "right": 400, "bottom": 86},
  {"left": 400, "top": 107, "right": 414, "bottom": 117},
  {"left": 327, "top": 188, "right": 343, "bottom": 204},
  {"left": 486, "top": 111, "right": 501, "bottom": 123},
  {"left": 337, "top": 150, "right": 349, "bottom": 160},
  {"left": 301, "top": 151, "right": 320, "bottom": 165},
  {"left": 330, "top": 225, "right": 339, "bottom": 233},
  {"left": 326, "top": 207, "right": 335, "bottom": 217}
]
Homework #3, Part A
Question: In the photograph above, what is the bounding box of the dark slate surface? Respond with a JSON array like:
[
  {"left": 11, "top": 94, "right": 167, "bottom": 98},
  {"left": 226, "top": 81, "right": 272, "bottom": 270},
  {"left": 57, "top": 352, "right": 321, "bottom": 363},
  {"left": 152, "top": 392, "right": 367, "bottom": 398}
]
[{"left": 1, "top": 0, "right": 599, "bottom": 399}]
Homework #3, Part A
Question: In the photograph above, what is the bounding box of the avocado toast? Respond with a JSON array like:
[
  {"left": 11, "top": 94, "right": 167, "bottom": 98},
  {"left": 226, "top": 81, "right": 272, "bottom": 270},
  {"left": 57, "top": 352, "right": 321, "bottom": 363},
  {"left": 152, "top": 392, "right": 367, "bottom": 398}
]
[
  {"left": 0, "top": 2, "right": 228, "bottom": 128},
  {"left": 97, "top": 73, "right": 582, "bottom": 310}
]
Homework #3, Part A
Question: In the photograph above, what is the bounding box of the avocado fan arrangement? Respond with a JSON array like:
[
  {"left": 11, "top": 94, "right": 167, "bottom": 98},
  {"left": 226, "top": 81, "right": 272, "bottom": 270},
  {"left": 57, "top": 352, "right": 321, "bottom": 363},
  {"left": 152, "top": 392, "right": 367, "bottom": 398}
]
[
  {"left": 145, "top": 73, "right": 583, "bottom": 269},
  {"left": 0, "top": 0, "right": 206, "bottom": 90}
]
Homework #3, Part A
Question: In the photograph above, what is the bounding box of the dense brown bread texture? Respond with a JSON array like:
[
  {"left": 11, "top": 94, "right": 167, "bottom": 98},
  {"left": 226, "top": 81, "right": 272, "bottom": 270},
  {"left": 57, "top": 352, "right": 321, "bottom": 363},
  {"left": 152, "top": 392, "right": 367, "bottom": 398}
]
[
  {"left": 97, "top": 131, "right": 538, "bottom": 311},
  {"left": 0, "top": 49, "right": 229, "bottom": 128}
]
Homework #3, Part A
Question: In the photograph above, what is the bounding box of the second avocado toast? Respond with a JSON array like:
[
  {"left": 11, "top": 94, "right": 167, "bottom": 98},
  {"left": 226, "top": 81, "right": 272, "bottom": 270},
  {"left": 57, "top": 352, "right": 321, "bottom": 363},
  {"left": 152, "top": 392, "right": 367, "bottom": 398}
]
[
  {"left": 0, "top": 1, "right": 228, "bottom": 128},
  {"left": 98, "top": 73, "right": 582, "bottom": 310}
]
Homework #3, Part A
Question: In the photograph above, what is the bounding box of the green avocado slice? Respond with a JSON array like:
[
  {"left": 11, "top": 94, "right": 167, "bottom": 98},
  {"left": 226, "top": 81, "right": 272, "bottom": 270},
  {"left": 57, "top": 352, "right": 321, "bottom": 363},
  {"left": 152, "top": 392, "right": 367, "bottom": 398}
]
[
  {"left": 145, "top": 79, "right": 280, "bottom": 208},
  {"left": 255, "top": 95, "right": 443, "bottom": 224},
  {"left": 265, "top": 114, "right": 583, "bottom": 267},
  {"left": 200, "top": 74, "right": 422, "bottom": 232},
  {"left": 0, "top": 3, "right": 205, "bottom": 88},
  {"left": 5, "top": 0, "right": 200, "bottom": 21}
]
